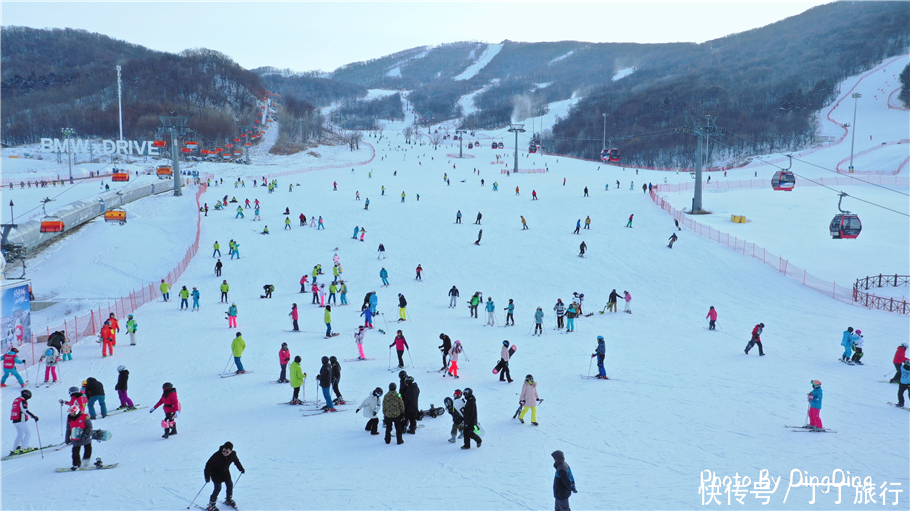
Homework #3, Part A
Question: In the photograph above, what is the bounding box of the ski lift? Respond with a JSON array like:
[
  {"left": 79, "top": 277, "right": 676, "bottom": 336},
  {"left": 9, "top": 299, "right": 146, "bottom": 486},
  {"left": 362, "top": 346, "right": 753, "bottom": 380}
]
[
  {"left": 111, "top": 170, "right": 130, "bottom": 182},
  {"left": 771, "top": 171, "right": 796, "bottom": 191},
  {"left": 528, "top": 144, "right": 538, "bottom": 154},
  {"left": 156, "top": 165, "right": 173, "bottom": 179},
  {"left": 104, "top": 209, "right": 127, "bottom": 225},
  {"left": 468, "top": 143, "right": 473, "bottom": 149},
  {"left": 497, "top": 142, "right": 504, "bottom": 149},
  {"left": 38, "top": 199, "right": 64, "bottom": 233},
  {"left": 829, "top": 192, "right": 861, "bottom": 239},
  {"left": 601, "top": 148, "right": 621, "bottom": 163}
]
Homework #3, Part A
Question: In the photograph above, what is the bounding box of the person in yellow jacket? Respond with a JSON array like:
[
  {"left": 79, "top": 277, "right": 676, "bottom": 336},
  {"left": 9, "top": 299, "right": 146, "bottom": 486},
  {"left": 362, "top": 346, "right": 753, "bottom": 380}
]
[
  {"left": 284, "top": 217, "right": 291, "bottom": 230},
  {"left": 289, "top": 356, "right": 305, "bottom": 404},
  {"left": 179, "top": 286, "right": 190, "bottom": 310},
  {"left": 213, "top": 241, "right": 221, "bottom": 258},
  {"left": 160, "top": 280, "right": 171, "bottom": 302},
  {"left": 231, "top": 332, "right": 246, "bottom": 374},
  {"left": 220, "top": 280, "right": 230, "bottom": 303},
  {"left": 324, "top": 305, "right": 333, "bottom": 338}
]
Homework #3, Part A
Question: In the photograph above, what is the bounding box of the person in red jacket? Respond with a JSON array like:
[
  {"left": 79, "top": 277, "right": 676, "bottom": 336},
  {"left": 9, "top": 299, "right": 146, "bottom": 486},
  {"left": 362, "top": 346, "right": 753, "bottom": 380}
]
[
  {"left": 105, "top": 313, "right": 120, "bottom": 343},
  {"left": 60, "top": 386, "right": 88, "bottom": 445},
  {"left": 299, "top": 275, "right": 308, "bottom": 293},
  {"left": 389, "top": 330, "right": 409, "bottom": 369},
  {"left": 9, "top": 389, "right": 39, "bottom": 455},
  {"left": 150, "top": 382, "right": 180, "bottom": 439},
  {"left": 278, "top": 343, "right": 291, "bottom": 383},
  {"left": 705, "top": 306, "right": 718, "bottom": 330},
  {"left": 289, "top": 303, "right": 299, "bottom": 332},
  {"left": 744, "top": 323, "right": 765, "bottom": 356},
  {"left": 891, "top": 343, "right": 909, "bottom": 383},
  {"left": 101, "top": 324, "right": 116, "bottom": 357}
]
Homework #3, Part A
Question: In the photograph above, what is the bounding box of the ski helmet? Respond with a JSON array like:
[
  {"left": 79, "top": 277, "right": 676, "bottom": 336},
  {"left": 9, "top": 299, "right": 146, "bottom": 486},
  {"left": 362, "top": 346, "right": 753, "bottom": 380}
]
[
  {"left": 281, "top": 342, "right": 288, "bottom": 348},
  {"left": 294, "top": 355, "right": 301, "bottom": 363},
  {"left": 525, "top": 374, "right": 534, "bottom": 382},
  {"left": 503, "top": 340, "right": 510, "bottom": 346},
  {"left": 759, "top": 323, "right": 765, "bottom": 328},
  {"left": 462, "top": 387, "right": 473, "bottom": 397},
  {"left": 68, "top": 386, "right": 80, "bottom": 395},
  {"left": 321, "top": 356, "right": 329, "bottom": 364},
  {"left": 162, "top": 382, "right": 173, "bottom": 390},
  {"left": 398, "top": 370, "right": 408, "bottom": 379},
  {"left": 597, "top": 335, "right": 604, "bottom": 341},
  {"left": 902, "top": 343, "right": 909, "bottom": 349},
  {"left": 373, "top": 387, "right": 383, "bottom": 397},
  {"left": 21, "top": 389, "right": 32, "bottom": 400},
  {"left": 811, "top": 380, "right": 821, "bottom": 387},
  {"left": 453, "top": 389, "right": 462, "bottom": 399},
  {"left": 439, "top": 333, "right": 445, "bottom": 340},
  {"left": 117, "top": 365, "right": 126, "bottom": 373},
  {"left": 128, "top": 314, "right": 133, "bottom": 319},
  {"left": 904, "top": 360, "right": 910, "bottom": 368},
  {"left": 405, "top": 375, "right": 415, "bottom": 384},
  {"left": 855, "top": 329, "right": 862, "bottom": 335},
  {"left": 389, "top": 382, "right": 397, "bottom": 391},
  {"left": 847, "top": 326, "right": 854, "bottom": 332},
  {"left": 330, "top": 356, "right": 338, "bottom": 363}
]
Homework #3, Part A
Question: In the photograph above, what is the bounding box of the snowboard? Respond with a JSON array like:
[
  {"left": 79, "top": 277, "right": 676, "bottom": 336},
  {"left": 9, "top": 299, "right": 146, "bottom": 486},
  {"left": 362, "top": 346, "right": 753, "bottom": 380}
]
[
  {"left": 71, "top": 428, "right": 112, "bottom": 442},
  {"left": 887, "top": 402, "right": 910, "bottom": 411},
  {"left": 838, "top": 358, "right": 855, "bottom": 365},
  {"left": 492, "top": 344, "right": 518, "bottom": 374},
  {"left": 220, "top": 370, "right": 254, "bottom": 378},
  {"left": 56, "top": 462, "right": 119, "bottom": 472},
  {"left": 323, "top": 333, "right": 341, "bottom": 339}
]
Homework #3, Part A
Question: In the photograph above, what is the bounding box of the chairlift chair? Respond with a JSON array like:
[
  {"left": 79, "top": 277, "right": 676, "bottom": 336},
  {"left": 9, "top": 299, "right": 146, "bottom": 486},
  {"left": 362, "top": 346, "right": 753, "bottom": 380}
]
[
  {"left": 104, "top": 209, "right": 127, "bottom": 225},
  {"left": 111, "top": 170, "right": 130, "bottom": 182},
  {"left": 156, "top": 165, "right": 173, "bottom": 179},
  {"left": 40, "top": 216, "right": 65, "bottom": 233},
  {"left": 497, "top": 142, "right": 504, "bottom": 149},
  {"left": 829, "top": 193, "right": 861, "bottom": 239}
]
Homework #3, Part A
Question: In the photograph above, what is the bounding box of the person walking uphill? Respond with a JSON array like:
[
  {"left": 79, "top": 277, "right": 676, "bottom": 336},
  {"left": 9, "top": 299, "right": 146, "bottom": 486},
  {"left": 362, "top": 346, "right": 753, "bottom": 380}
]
[
  {"left": 499, "top": 341, "right": 513, "bottom": 383},
  {"left": 744, "top": 323, "right": 765, "bottom": 356},
  {"left": 518, "top": 374, "right": 540, "bottom": 425},
  {"left": 706, "top": 306, "right": 717, "bottom": 330},
  {"left": 390, "top": 330, "right": 409, "bottom": 368},
  {"left": 231, "top": 332, "right": 246, "bottom": 374},
  {"left": 150, "top": 382, "right": 180, "bottom": 439},
  {"left": 160, "top": 279, "right": 171, "bottom": 302},
  {"left": 382, "top": 382, "right": 405, "bottom": 445},
  {"left": 203, "top": 442, "right": 245, "bottom": 511},
  {"left": 461, "top": 388, "right": 481, "bottom": 449},
  {"left": 552, "top": 450, "right": 578, "bottom": 511},
  {"left": 448, "top": 286, "right": 460, "bottom": 308},
  {"left": 807, "top": 380, "right": 824, "bottom": 431}
]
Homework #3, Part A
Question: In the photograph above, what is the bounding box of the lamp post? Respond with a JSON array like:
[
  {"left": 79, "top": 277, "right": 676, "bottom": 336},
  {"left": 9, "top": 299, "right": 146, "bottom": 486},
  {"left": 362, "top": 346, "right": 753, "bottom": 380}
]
[
  {"left": 848, "top": 93, "right": 861, "bottom": 173},
  {"left": 61, "top": 127, "right": 76, "bottom": 182},
  {"left": 602, "top": 113, "right": 607, "bottom": 151}
]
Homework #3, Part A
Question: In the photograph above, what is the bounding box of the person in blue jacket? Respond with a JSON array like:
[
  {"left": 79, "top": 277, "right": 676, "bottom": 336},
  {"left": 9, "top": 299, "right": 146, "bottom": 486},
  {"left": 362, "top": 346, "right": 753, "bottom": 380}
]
[
  {"left": 533, "top": 307, "right": 544, "bottom": 336},
  {"left": 484, "top": 297, "right": 496, "bottom": 326},
  {"left": 897, "top": 360, "right": 910, "bottom": 408},
  {"left": 379, "top": 268, "right": 389, "bottom": 287},
  {"left": 353, "top": 226, "right": 359, "bottom": 239},
  {"left": 369, "top": 292, "right": 379, "bottom": 315},
  {"left": 592, "top": 336, "right": 607, "bottom": 379},
  {"left": 504, "top": 299, "right": 515, "bottom": 326},
  {"left": 552, "top": 450, "right": 577, "bottom": 511},
  {"left": 807, "top": 380, "right": 823, "bottom": 431},
  {"left": 360, "top": 304, "right": 374, "bottom": 328},
  {"left": 191, "top": 287, "right": 200, "bottom": 311},
  {"left": 840, "top": 327, "right": 857, "bottom": 363}
]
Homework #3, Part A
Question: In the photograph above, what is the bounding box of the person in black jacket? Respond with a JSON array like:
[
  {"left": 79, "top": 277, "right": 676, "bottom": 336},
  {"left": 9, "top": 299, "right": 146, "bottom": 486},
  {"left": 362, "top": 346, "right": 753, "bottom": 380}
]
[
  {"left": 402, "top": 376, "right": 420, "bottom": 434},
  {"left": 607, "top": 289, "right": 621, "bottom": 313},
  {"left": 447, "top": 286, "right": 459, "bottom": 308},
  {"left": 114, "top": 366, "right": 135, "bottom": 410},
  {"left": 215, "top": 259, "right": 223, "bottom": 277},
  {"left": 204, "top": 441, "right": 245, "bottom": 511},
  {"left": 316, "top": 356, "right": 336, "bottom": 412},
  {"left": 329, "top": 356, "right": 343, "bottom": 405},
  {"left": 552, "top": 450, "right": 577, "bottom": 511},
  {"left": 397, "top": 293, "right": 408, "bottom": 321},
  {"left": 438, "top": 334, "right": 452, "bottom": 371},
  {"left": 84, "top": 377, "right": 107, "bottom": 419},
  {"left": 461, "top": 388, "right": 481, "bottom": 449}
]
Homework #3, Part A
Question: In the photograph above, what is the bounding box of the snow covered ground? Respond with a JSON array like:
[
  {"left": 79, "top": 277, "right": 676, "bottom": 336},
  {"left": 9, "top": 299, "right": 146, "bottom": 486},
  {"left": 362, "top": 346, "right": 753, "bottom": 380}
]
[
  {"left": 1, "top": 57, "right": 908, "bottom": 511},
  {"left": 454, "top": 44, "right": 503, "bottom": 81}
]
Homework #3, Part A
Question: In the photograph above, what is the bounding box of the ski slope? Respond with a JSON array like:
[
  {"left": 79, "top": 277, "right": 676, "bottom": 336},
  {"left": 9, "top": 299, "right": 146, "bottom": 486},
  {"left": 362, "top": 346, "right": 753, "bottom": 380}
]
[{"left": 1, "top": 58, "right": 909, "bottom": 511}]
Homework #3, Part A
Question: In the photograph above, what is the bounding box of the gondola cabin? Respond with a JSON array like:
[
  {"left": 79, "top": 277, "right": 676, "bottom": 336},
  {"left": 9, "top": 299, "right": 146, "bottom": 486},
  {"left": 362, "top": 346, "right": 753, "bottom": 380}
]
[
  {"left": 491, "top": 142, "right": 497, "bottom": 149},
  {"left": 156, "top": 165, "right": 173, "bottom": 179},
  {"left": 111, "top": 171, "right": 130, "bottom": 182},
  {"left": 104, "top": 210, "right": 127, "bottom": 225},
  {"left": 497, "top": 142, "right": 504, "bottom": 149},
  {"left": 601, "top": 148, "right": 621, "bottom": 163},
  {"left": 829, "top": 214, "right": 861, "bottom": 239},
  {"left": 40, "top": 216, "right": 65, "bottom": 233},
  {"left": 771, "top": 171, "right": 796, "bottom": 191},
  {"left": 467, "top": 143, "right": 473, "bottom": 149},
  {"left": 528, "top": 144, "right": 537, "bottom": 154}
]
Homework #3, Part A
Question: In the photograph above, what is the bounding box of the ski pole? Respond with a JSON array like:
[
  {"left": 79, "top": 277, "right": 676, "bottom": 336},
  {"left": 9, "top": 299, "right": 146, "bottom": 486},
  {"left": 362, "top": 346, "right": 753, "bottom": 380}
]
[
  {"left": 527, "top": 325, "right": 534, "bottom": 335},
  {"left": 388, "top": 346, "right": 392, "bottom": 369},
  {"left": 186, "top": 482, "right": 208, "bottom": 509},
  {"left": 588, "top": 356, "right": 594, "bottom": 377},
  {"left": 381, "top": 313, "right": 390, "bottom": 331},
  {"left": 34, "top": 420, "right": 44, "bottom": 459},
  {"left": 233, "top": 471, "right": 243, "bottom": 489},
  {"left": 406, "top": 348, "right": 414, "bottom": 368},
  {"left": 60, "top": 402, "right": 64, "bottom": 437},
  {"left": 462, "top": 348, "right": 470, "bottom": 362},
  {"left": 222, "top": 354, "right": 234, "bottom": 374}
]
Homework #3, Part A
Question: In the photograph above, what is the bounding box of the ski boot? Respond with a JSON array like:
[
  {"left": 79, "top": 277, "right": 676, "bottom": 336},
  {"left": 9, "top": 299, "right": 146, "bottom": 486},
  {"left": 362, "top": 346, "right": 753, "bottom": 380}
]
[
  {"left": 531, "top": 422, "right": 539, "bottom": 426},
  {"left": 115, "top": 405, "right": 127, "bottom": 410},
  {"left": 225, "top": 497, "right": 237, "bottom": 509},
  {"left": 94, "top": 458, "right": 104, "bottom": 469},
  {"left": 205, "top": 498, "right": 219, "bottom": 511}
]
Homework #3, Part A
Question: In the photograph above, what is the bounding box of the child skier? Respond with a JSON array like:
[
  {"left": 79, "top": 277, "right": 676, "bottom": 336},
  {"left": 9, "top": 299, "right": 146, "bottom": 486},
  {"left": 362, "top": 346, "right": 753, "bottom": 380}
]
[
  {"left": 356, "top": 387, "right": 383, "bottom": 435},
  {"left": 706, "top": 306, "right": 717, "bottom": 330},
  {"left": 360, "top": 304, "right": 374, "bottom": 329},
  {"left": 807, "top": 380, "right": 823, "bottom": 431},
  {"left": 390, "top": 331, "right": 409, "bottom": 368},
  {"left": 39, "top": 346, "right": 60, "bottom": 383},
  {"left": 114, "top": 365, "right": 135, "bottom": 410},
  {"left": 354, "top": 326, "right": 367, "bottom": 360},
  {"left": 227, "top": 303, "right": 238, "bottom": 328},
  {"left": 289, "top": 304, "right": 299, "bottom": 331},
  {"left": 9, "top": 389, "right": 39, "bottom": 456},
  {"left": 592, "top": 336, "right": 607, "bottom": 379},
  {"left": 517, "top": 374, "right": 540, "bottom": 425},
  {"left": 278, "top": 343, "right": 291, "bottom": 383},
  {"left": 150, "top": 382, "right": 180, "bottom": 439},
  {"left": 851, "top": 329, "right": 864, "bottom": 364},
  {"left": 447, "top": 340, "right": 463, "bottom": 378}
]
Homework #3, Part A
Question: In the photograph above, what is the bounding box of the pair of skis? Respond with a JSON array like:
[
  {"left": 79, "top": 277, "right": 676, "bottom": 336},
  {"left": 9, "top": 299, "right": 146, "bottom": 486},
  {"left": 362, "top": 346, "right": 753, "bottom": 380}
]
[
  {"left": 2, "top": 443, "right": 65, "bottom": 461},
  {"left": 220, "top": 370, "right": 254, "bottom": 378}
]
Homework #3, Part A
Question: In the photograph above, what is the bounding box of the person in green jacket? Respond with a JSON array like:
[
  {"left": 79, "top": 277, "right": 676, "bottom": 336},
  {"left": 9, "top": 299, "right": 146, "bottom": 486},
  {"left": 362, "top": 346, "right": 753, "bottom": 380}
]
[
  {"left": 220, "top": 280, "right": 230, "bottom": 303},
  {"left": 126, "top": 315, "right": 138, "bottom": 345},
  {"left": 179, "top": 286, "right": 190, "bottom": 310},
  {"left": 324, "top": 306, "right": 333, "bottom": 338},
  {"left": 383, "top": 382, "right": 405, "bottom": 445},
  {"left": 213, "top": 241, "right": 221, "bottom": 258},
  {"left": 227, "top": 303, "right": 238, "bottom": 328},
  {"left": 469, "top": 292, "right": 481, "bottom": 318},
  {"left": 289, "top": 356, "right": 305, "bottom": 405},
  {"left": 160, "top": 280, "right": 171, "bottom": 301},
  {"left": 231, "top": 332, "right": 246, "bottom": 374},
  {"left": 328, "top": 283, "right": 337, "bottom": 305}
]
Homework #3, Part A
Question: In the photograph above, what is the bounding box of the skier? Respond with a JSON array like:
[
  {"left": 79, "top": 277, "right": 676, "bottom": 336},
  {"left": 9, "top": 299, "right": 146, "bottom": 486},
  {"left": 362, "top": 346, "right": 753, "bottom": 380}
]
[
  {"left": 364, "top": 198, "right": 369, "bottom": 210},
  {"left": 456, "top": 210, "right": 462, "bottom": 224},
  {"left": 203, "top": 442, "right": 245, "bottom": 511},
  {"left": 398, "top": 293, "right": 408, "bottom": 321},
  {"left": 584, "top": 216, "right": 591, "bottom": 229},
  {"left": 150, "top": 382, "right": 179, "bottom": 439},
  {"left": 278, "top": 343, "right": 291, "bottom": 383},
  {"left": 498, "top": 341, "right": 513, "bottom": 383},
  {"left": 316, "top": 356, "right": 336, "bottom": 411},
  {"left": 521, "top": 216, "right": 528, "bottom": 230},
  {"left": 607, "top": 289, "right": 621, "bottom": 313},
  {"left": 289, "top": 356, "right": 304, "bottom": 405},
  {"left": 126, "top": 314, "right": 138, "bottom": 345},
  {"left": 100, "top": 323, "right": 115, "bottom": 358},
  {"left": 469, "top": 292, "right": 481, "bottom": 318},
  {"left": 311, "top": 283, "right": 320, "bottom": 305},
  {"left": 324, "top": 305, "right": 333, "bottom": 338},
  {"left": 897, "top": 359, "right": 910, "bottom": 408},
  {"left": 179, "top": 286, "right": 190, "bottom": 310},
  {"left": 623, "top": 290, "right": 632, "bottom": 314},
  {"left": 518, "top": 374, "right": 540, "bottom": 424},
  {"left": 360, "top": 304, "right": 374, "bottom": 329},
  {"left": 227, "top": 303, "right": 238, "bottom": 328},
  {"left": 445, "top": 390, "right": 465, "bottom": 443},
  {"left": 284, "top": 217, "right": 291, "bottom": 230},
  {"left": 415, "top": 264, "right": 422, "bottom": 281},
  {"left": 339, "top": 280, "right": 348, "bottom": 305},
  {"left": 9, "top": 389, "right": 39, "bottom": 456},
  {"left": 553, "top": 299, "right": 566, "bottom": 329},
  {"left": 300, "top": 213, "right": 306, "bottom": 226},
  {"left": 402, "top": 375, "right": 420, "bottom": 434},
  {"left": 592, "top": 336, "right": 607, "bottom": 378},
  {"left": 706, "top": 306, "right": 717, "bottom": 330},
  {"left": 475, "top": 212, "right": 482, "bottom": 225},
  {"left": 552, "top": 450, "right": 578, "bottom": 511},
  {"left": 66, "top": 405, "right": 92, "bottom": 469},
  {"left": 851, "top": 329, "right": 865, "bottom": 364},
  {"left": 565, "top": 302, "right": 577, "bottom": 332},
  {"left": 231, "top": 332, "right": 246, "bottom": 373},
  {"left": 220, "top": 280, "right": 229, "bottom": 303},
  {"left": 438, "top": 333, "right": 452, "bottom": 371},
  {"left": 807, "top": 380, "right": 824, "bottom": 431},
  {"left": 354, "top": 326, "right": 367, "bottom": 360},
  {"left": 626, "top": 214, "right": 634, "bottom": 228},
  {"left": 160, "top": 279, "right": 171, "bottom": 301},
  {"left": 448, "top": 340, "right": 463, "bottom": 378},
  {"left": 475, "top": 229, "right": 483, "bottom": 245},
  {"left": 504, "top": 299, "right": 515, "bottom": 326},
  {"left": 841, "top": 327, "right": 858, "bottom": 363},
  {"left": 369, "top": 290, "right": 378, "bottom": 315},
  {"left": 85, "top": 377, "right": 107, "bottom": 419},
  {"left": 380, "top": 267, "right": 389, "bottom": 287},
  {"left": 235, "top": 206, "right": 244, "bottom": 218},
  {"left": 515, "top": 186, "right": 520, "bottom": 195},
  {"left": 448, "top": 285, "right": 460, "bottom": 308},
  {"left": 485, "top": 297, "right": 496, "bottom": 326},
  {"left": 330, "top": 356, "right": 344, "bottom": 405},
  {"left": 668, "top": 233, "right": 678, "bottom": 248},
  {"left": 890, "top": 343, "right": 909, "bottom": 383},
  {"left": 573, "top": 219, "right": 581, "bottom": 235},
  {"left": 401, "top": 191, "right": 406, "bottom": 203},
  {"left": 390, "top": 330, "right": 409, "bottom": 368},
  {"left": 356, "top": 387, "right": 383, "bottom": 435},
  {"left": 328, "top": 282, "right": 337, "bottom": 304},
  {"left": 579, "top": 241, "right": 586, "bottom": 257},
  {"left": 382, "top": 382, "right": 405, "bottom": 445},
  {"left": 744, "top": 323, "right": 765, "bottom": 356},
  {"left": 534, "top": 307, "right": 544, "bottom": 335},
  {"left": 289, "top": 304, "right": 299, "bottom": 332},
  {"left": 461, "top": 388, "right": 481, "bottom": 449},
  {"left": 532, "top": 190, "right": 538, "bottom": 200},
  {"left": 38, "top": 346, "right": 59, "bottom": 383},
  {"left": 191, "top": 288, "right": 200, "bottom": 311},
  {"left": 317, "top": 216, "right": 324, "bottom": 230},
  {"left": 378, "top": 244, "right": 386, "bottom": 259}
]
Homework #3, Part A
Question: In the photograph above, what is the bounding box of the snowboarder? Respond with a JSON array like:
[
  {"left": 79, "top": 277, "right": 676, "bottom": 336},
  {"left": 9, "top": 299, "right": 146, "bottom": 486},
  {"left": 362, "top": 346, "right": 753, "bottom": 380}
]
[
  {"left": 231, "top": 332, "right": 246, "bottom": 373},
  {"left": 445, "top": 390, "right": 465, "bottom": 443},
  {"left": 675, "top": 219, "right": 681, "bottom": 231},
  {"left": 9, "top": 389, "right": 39, "bottom": 456},
  {"left": 498, "top": 341, "right": 513, "bottom": 383},
  {"left": 592, "top": 336, "right": 607, "bottom": 379},
  {"left": 579, "top": 242, "right": 586, "bottom": 257},
  {"left": 475, "top": 212, "right": 482, "bottom": 225},
  {"left": 807, "top": 380, "right": 824, "bottom": 431},
  {"left": 485, "top": 297, "right": 496, "bottom": 326},
  {"left": 626, "top": 214, "right": 633, "bottom": 228},
  {"left": 504, "top": 299, "right": 515, "bottom": 326},
  {"left": 584, "top": 216, "right": 591, "bottom": 229},
  {"left": 521, "top": 216, "right": 528, "bottom": 230},
  {"left": 402, "top": 376, "right": 420, "bottom": 434},
  {"left": 382, "top": 382, "right": 404, "bottom": 445},
  {"left": 330, "top": 356, "right": 343, "bottom": 404},
  {"left": 448, "top": 286, "right": 460, "bottom": 308},
  {"left": 553, "top": 299, "right": 566, "bottom": 329},
  {"left": 706, "top": 306, "right": 717, "bottom": 330},
  {"left": 66, "top": 405, "right": 92, "bottom": 469},
  {"left": 324, "top": 305, "right": 333, "bottom": 338},
  {"left": 261, "top": 284, "right": 274, "bottom": 299},
  {"left": 475, "top": 229, "right": 483, "bottom": 245},
  {"left": 532, "top": 190, "right": 538, "bottom": 200},
  {"left": 398, "top": 294, "right": 408, "bottom": 321},
  {"left": 390, "top": 331, "right": 408, "bottom": 368},
  {"left": 841, "top": 327, "right": 858, "bottom": 363},
  {"left": 289, "top": 356, "right": 304, "bottom": 404},
  {"left": 316, "top": 356, "right": 336, "bottom": 411},
  {"left": 668, "top": 233, "right": 678, "bottom": 248},
  {"left": 534, "top": 307, "right": 544, "bottom": 335},
  {"left": 380, "top": 267, "right": 389, "bottom": 287},
  {"left": 203, "top": 442, "right": 245, "bottom": 511},
  {"left": 518, "top": 374, "right": 540, "bottom": 424},
  {"left": 890, "top": 343, "right": 909, "bottom": 383},
  {"left": 461, "top": 388, "right": 481, "bottom": 449},
  {"left": 126, "top": 314, "right": 138, "bottom": 345},
  {"left": 356, "top": 387, "right": 383, "bottom": 435},
  {"left": 278, "top": 343, "right": 291, "bottom": 383},
  {"left": 573, "top": 219, "right": 581, "bottom": 234},
  {"left": 150, "top": 382, "right": 179, "bottom": 439},
  {"left": 438, "top": 333, "right": 452, "bottom": 371},
  {"left": 354, "top": 326, "right": 367, "bottom": 360},
  {"left": 744, "top": 323, "right": 765, "bottom": 356},
  {"left": 364, "top": 198, "right": 369, "bottom": 210},
  {"left": 552, "top": 450, "right": 578, "bottom": 510}
]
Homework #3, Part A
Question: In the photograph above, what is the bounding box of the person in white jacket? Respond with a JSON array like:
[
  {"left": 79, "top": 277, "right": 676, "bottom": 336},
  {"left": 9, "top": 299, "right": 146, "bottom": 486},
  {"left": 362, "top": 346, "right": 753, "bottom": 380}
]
[
  {"left": 354, "top": 326, "right": 367, "bottom": 360},
  {"left": 518, "top": 375, "right": 540, "bottom": 425},
  {"left": 356, "top": 387, "right": 383, "bottom": 435}
]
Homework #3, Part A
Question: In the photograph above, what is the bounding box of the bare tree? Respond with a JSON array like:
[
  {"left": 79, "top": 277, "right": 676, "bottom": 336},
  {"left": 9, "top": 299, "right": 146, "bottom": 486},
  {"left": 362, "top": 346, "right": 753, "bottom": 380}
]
[
  {"left": 430, "top": 132, "right": 442, "bottom": 149},
  {"left": 402, "top": 126, "right": 413, "bottom": 144}
]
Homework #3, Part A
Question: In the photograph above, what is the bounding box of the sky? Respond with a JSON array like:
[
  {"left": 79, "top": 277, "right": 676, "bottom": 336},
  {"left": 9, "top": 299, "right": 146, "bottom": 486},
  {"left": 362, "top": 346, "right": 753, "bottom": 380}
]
[{"left": 3, "top": 1, "right": 830, "bottom": 73}]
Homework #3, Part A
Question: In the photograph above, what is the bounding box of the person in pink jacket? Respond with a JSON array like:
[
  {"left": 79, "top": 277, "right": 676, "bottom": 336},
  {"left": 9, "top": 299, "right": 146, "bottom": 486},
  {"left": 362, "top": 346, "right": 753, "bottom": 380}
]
[
  {"left": 278, "top": 343, "right": 291, "bottom": 383},
  {"left": 389, "top": 330, "right": 409, "bottom": 369},
  {"left": 289, "top": 304, "right": 299, "bottom": 332},
  {"left": 623, "top": 291, "right": 632, "bottom": 314},
  {"left": 150, "top": 382, "right": 180, "bottom": 439},
  {"left": 518, "top": 374, "right": 540, "bottom": 425},
  {"left": 706, "top": 306, "right": 717, "bottom": 330},
  {"left": 299, "top": 275, "right": 308, "bottom": 293}
]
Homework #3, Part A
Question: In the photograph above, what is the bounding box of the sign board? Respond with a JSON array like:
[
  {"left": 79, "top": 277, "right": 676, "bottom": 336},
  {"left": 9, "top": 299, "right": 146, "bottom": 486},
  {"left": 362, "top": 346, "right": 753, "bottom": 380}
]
[{"left": 1, "top": 280, "right": 32, "bottom": 354}]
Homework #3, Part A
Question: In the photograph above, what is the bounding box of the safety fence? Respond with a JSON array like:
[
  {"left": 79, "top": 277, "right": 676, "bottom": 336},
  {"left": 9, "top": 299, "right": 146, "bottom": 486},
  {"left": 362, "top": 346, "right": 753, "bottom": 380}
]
[
  {"left": 2, "top": 169, "right": 118, "bottom": 188},
  {"left": 853, "top": 275, "right": 910, "bottom": 314},
  {"left": 834, "top": 139, "right": 909, "bottom": 175},
  {"left": 21, "top": 182, "right": 207, "bottom": 366},
  {"left": 254, "top": 142, "right": 376, "bottom": 182},
  {"left": 447, "top": 153, "right": 476, "bottom": 159},
  {"left": 501, "top": 168, "right": 546, "bottom": 174},
  {"left": 653, "top": 175, "right": 908, "bottom": 193},
  {"left": 648, "top": 184, "right": 908, "bottom": 315}
]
